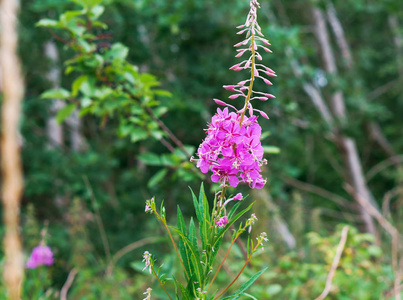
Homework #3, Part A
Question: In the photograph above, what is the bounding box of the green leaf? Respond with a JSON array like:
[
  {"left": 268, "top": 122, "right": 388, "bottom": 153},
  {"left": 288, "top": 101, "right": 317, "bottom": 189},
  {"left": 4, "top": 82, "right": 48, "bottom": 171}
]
[
  {"left": 130, "top": 128, "right": 148, "bottom": 143},
  {"left": 173, "top": 227, "right": 203, "bottom": 286},
  {"left": 60, "top": 10, "right": 83, "bottom": 25},
  {"left": 153, "top": 89, "right": 172, "bottom": 97},
  {"left": 35, "top": 19, "right": 60, "bottom": 28},
  {"left": 56, "top": 104, "right": 76, "bottom": 124},
  {"left": 213, "top": 202, "right": 254, "bottom": 248},
  {"left": 90, "top": 5, "right": 104, "bottom": 20},
  {"left": 147, "top": 169, "right": 168, "bottom": 188},
  {"left": 137, "top": 153, "right": 161, "bottom": 166},
  {"left": 262, "top": 145, "right": 280, "bottom": 154},
  {"left": 188, "top": 218, "right": 198, "bottom": 250},
  {"left": 228, "top": 201, "right": 243, "bottom": 220},
  {"left": 176, "top": 206, "right": 193, "bottom": 280},
  {"left": 199, "top": 183, "right": 210, "bottom": 224},
  {"left": 41, "top": 88, "right": 71, "bottom": 100},
  {"left": 221, "top": 267, "right": 268, "bottom": 300},
  {"left": 106, "top": 43, "right": 129, "bottom": 61},
  {"left": 71, "top": 75, "right": 88, "bottom": 97}
]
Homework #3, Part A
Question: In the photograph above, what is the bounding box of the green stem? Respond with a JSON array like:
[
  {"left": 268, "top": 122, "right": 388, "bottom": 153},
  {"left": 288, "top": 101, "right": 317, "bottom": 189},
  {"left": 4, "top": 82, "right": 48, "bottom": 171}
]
[
  {"left": 151, "top": 265, "right": 173, "bottom": 300},
  {"left": 155, "top": 211, "right": 190, "bottom": 281},
  {"left": 213, "top": 243, "right": 259, "bottom": 300},
  {"left": 239, "top": 26, "right": 256, "bottom": 125},
  {"left": 162, "top": 218, "right": 190, "bottom": 281},
  {"left": 207, "top": 233, "right": 241, "bottom": 293}
]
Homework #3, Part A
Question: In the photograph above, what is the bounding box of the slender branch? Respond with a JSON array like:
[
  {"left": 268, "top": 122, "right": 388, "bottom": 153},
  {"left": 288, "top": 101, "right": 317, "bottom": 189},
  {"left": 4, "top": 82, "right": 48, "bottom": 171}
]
[
  {"left": 0, "top": 0, "right": 25, "bottom": 298},
  {"left": 325, "top": 1, "right": 353, "bottom": 68},
  {"left": 366, "top": 155, "right": 403, "bottom": 182},
  {"left": 160, "top": 137, "right": 176, "bottom": 153},
  {"left": 314, "top": 226, "right": 349, "bottom": 300},
  {"left": 145, "top": 106, "right": 190, "bottom": 157},
  {"left": 105, "top": 237, "right": 163, "bottom": 277},
  {"left": 60, "top": 268, "right": 78, "bottom": 300},
  {"left": 83, "top": 176, "right": 111, "bottom": 262},
  {"left": 382, "top": 187, "right": 403, "bottom": 219},
  {"left": 367, "top": 80, "right": 399, "bottom": 101},
  {"left": 283, "top": 177, "right": 352, "bottom": 209},
  {"left": 151, "top": 265, "right": 173, "bottom": 300}
]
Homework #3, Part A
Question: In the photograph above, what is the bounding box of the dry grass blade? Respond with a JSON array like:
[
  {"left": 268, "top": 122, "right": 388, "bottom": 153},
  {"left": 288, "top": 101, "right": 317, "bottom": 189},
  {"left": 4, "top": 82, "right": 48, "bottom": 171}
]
[
  {"left": 315, "top": 226, "right": 349, "bottom": 300},
  {"left": 60, "top": 268, "right": 78, "bottom": 300}
]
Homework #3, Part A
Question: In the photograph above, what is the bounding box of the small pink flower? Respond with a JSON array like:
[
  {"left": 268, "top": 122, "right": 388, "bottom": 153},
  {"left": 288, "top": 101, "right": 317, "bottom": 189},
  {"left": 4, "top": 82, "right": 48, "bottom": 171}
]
[
  {"left": 26, "top": 245, "right": 54, "bottom": 269},
  {"left": 145, "top": 204, "right": 152, "bottom": 212},
  {"left": 216, "top": 216, "right": 229, "bottom": 228},
  {"left": 233, "top": 193, "right": 243, "bottom": 200}
]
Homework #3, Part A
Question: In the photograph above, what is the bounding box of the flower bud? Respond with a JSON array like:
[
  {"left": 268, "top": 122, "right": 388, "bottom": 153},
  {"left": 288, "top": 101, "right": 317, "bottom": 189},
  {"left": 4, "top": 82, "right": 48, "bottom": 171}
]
[
  {"left": 229, "top": 94, "right": 242, "bottom": 99},
  {"left": 223, "top": 85, "right": 235, "bottom": 91},
  {"left": 233, "top": 193, "right": 243, "bottom": 200},
  {"left": 214, "top": 99, "right": 228, "bottom": 106},
  {"left": 262, "top": 78, "right": 272, "bottom": 85}
]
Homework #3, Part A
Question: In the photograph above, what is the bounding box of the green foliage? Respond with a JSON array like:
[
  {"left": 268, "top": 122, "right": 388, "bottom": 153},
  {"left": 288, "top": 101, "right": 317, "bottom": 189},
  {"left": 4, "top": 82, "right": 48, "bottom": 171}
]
[
  {"left": 144, "top": 184, "right": 267, "bottom": 299},
  {"left": 37, "top": 0, "right": 170, "bottom": 145},
  {"left": 259, "top": 226, "right": 391, "bottom": 299},
  {"left": 4, "top": 0, "right": 402, "bottom": 298}
]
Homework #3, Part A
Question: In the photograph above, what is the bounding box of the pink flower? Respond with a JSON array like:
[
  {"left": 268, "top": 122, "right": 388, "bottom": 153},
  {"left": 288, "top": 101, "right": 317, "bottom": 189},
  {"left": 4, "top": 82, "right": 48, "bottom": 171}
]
[
  {"left": 233, "top": 193, "right": 243, "bottom": 200},
  {"left": 195, "top": 108, "right": 266, "bottom": 189},
  {"left": 26, "top": 245, "right": 54, "bottom": 269},
  {"left": 216, "top": 216, "right": 229, "bottom": 228}
]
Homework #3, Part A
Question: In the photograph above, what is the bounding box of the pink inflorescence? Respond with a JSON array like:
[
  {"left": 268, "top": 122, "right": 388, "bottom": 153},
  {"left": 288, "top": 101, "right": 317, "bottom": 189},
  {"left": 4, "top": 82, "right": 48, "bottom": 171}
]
[
  {"left": 216, "top": 216, "right": 229, "bottom": 228},
  {"left": 194, "top": 0, "right": 274, "bottom": 190},
  {"left": 196, "top": 107, "right": 266, "bottom": 189},
  {"left": 26, "top": 245, "right": 54, "bottom": 269}
]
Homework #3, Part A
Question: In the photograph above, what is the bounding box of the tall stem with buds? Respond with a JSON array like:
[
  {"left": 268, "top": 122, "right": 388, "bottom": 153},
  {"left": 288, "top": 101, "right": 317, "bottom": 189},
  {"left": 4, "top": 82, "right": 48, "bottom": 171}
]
[{"left": 239, "top": 18, "right": 256, "bottom": 125}]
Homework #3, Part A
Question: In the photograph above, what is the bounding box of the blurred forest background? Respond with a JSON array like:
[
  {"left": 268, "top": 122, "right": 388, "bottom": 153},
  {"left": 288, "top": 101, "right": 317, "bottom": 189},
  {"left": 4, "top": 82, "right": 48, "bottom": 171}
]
[{"left": 1, "top": 0, "right": 403, "bottom": 298}]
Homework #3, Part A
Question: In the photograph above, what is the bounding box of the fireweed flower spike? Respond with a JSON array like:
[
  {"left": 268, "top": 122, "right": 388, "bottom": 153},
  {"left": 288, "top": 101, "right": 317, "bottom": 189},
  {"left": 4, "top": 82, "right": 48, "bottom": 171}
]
[
  {"left": 26, "top": 244, "right": 54, "bottom": 269},
  {"left": 194, "top": 0, "right": 274, "bottom": 190}
]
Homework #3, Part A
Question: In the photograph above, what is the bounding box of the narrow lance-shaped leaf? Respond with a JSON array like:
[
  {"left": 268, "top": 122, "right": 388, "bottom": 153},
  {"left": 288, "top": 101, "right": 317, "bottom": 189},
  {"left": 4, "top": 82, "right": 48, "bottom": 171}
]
[{"left": 221, "top": 267, "right": 269, "bottom": 300}]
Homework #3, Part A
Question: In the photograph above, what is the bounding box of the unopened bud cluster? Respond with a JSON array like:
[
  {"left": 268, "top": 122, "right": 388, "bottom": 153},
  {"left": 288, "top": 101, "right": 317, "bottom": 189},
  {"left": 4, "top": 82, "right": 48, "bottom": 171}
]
[{"left": 194, "top": 0, "right": 274, "bottom": 189}]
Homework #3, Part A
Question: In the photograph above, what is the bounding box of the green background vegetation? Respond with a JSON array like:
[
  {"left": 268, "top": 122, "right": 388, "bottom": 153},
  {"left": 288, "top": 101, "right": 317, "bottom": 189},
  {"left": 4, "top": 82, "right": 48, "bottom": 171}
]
[{"left": 1, "top": 0, "right": 402, "bottom": 298}]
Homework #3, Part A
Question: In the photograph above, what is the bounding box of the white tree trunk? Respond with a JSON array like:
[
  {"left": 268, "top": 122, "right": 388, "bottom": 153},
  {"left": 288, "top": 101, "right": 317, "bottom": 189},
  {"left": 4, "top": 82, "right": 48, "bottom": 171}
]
[
  {"left": 45, "top": 40, "right": 64, "bottom": 148},
  {"left": 67, "top": 109, "right": 84, "bottom": 151}
]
